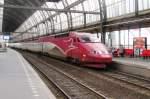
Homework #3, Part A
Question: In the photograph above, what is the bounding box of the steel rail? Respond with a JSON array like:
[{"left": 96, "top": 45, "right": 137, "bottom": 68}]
[
  {"left": 101, "top": 71, "right": 150, "bottom": 92},
  {"left": 24, "top": 55, "right": 72, "bottom": 99},
  {"left": 37, "top": 57, "right": 108, "bottom": 99},
  {"left": 23, "top": 53, "right": 108, "bottom": 99}
]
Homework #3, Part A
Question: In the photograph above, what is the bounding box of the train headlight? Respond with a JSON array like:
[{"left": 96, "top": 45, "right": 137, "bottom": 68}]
[{"left": 83, "top": 54, "right": 86, "bottom": 57}]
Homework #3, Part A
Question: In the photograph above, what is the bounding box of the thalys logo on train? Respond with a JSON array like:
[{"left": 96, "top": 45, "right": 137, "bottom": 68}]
[{"left": 64, "top": 38, "right": 78, "bottom": 53}]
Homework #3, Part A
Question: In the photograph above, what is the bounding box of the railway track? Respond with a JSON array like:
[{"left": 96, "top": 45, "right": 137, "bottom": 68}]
[
  {"left": 20, "top": 50, "right": 150, "bottom": 99},
  {"left": 101, "top": 71, "right": 150, "bottom": 92},
  {"left": 22, "top": 52, "right": 108, "bottom": 99},
  {"left": 69, "top": 64, "right": 150, "bottom": 96}
]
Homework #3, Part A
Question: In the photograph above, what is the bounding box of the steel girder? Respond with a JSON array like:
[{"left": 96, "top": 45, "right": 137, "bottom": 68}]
[
  {"left": 98, "top": 0, "right": 107, "bottom": 44},
  {"left": 3, "top": 0, "right": 60, "bottom": 32},
  {"left": 0, "top": 4, "right": 100, "bottom": 14},
  {"left": 12, "top": 0, "right": 105, "bottom": 42},
  {"left": 23, "top": 0, "right": 86, "bottom": 34}
]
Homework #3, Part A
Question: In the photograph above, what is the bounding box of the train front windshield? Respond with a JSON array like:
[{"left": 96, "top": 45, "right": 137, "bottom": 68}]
[{"left": 80, "top": 35, "right": 100, "bottom": 43}]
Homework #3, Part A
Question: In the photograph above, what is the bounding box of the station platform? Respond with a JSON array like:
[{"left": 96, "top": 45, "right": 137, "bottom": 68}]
[
  {"left": 113, "top": 57, "right": 150, "bottom": 78},
  {"left": 0, "top": 48, "right": 56, "bottom": 99}
]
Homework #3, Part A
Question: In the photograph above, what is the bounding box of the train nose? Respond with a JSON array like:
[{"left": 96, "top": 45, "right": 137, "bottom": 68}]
[
  {"left": 82, "top": 53, "right": 112, "bottom": 63},
  {"left": 94, "top": 55, "right": 112, "bottom": 62},
  {"left": 100, "top": 54, "right": 112, "bottom": 58}
]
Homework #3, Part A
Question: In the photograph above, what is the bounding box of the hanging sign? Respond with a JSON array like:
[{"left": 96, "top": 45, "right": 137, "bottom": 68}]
[{"left": 133, "top": 37, "right": 147, "bottom": 49}]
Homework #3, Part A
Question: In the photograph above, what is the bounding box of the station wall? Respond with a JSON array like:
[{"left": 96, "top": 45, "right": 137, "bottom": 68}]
[{"left": 106, "top": 27, "right": 150, "bottom": 49}]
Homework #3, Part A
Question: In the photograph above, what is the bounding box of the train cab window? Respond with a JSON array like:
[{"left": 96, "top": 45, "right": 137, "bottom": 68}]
[
  {"left": 80, "top": 35, "right": 100, "bottom": 43},
  {"left": 81, "top": 36, "right": 91, "bottom": 42}
]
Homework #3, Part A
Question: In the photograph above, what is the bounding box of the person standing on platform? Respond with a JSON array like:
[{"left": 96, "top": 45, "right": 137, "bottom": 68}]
[
  {"left": 111, "top": 47, "right": 116, "bottom": 57},
  {"left": 119, "top": 45, "right": 125, "bottom": 57}
]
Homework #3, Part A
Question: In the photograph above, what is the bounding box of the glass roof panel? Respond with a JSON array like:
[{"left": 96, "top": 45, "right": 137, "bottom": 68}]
[
  {"left": 56, "top": 1, "right": 64, "bottom": 9},
  {"left": 14, "top": 0, "right": 150, "bottom": 41},
  {"left": 67, "top": 0, "right": 78, "bottom": 5},
  {"left": 0, "top": 0, "right": 3, "bottom": 32},
  {"left": 45, "top": 2, "right": 56, "bottom": 14},
  {"left": 59, "top": 13, "right": 68, "bottom": 29}
]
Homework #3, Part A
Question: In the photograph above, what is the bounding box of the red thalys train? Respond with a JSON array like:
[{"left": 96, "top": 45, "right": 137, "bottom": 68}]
[{"left": 10, "top": 32, "right": 112, "bottom": 68}]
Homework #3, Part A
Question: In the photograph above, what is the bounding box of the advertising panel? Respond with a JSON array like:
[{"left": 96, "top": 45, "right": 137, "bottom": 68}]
[
  {"left": 3, "top": 35, "right": 10, "bottom": 40},
  {"left": 133, "top": 37, "right": 147, "bottom": 49},
  {"left": 133, "top": 37, "right": 147, "bottom": 56}
]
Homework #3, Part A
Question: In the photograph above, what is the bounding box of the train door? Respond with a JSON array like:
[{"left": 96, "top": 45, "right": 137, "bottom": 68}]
[{"left": 71, "top": 37, "right": 81, "bottom": 64}]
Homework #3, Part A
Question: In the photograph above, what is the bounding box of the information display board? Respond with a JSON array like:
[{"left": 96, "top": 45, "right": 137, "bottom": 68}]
[
  {"left": 3, "top": 35, "right": 10, "bottom": 40},
  {"left": 133, "top": 37, "right": 147, "bottom": 56}
]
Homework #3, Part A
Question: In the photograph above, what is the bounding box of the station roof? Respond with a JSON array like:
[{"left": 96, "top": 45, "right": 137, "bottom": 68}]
[
  {"left": 4, "top": 0, "right": 150, "bottom": 43},
  {"left": 2, "top": 0, "right": 60, "bottom": 32}
]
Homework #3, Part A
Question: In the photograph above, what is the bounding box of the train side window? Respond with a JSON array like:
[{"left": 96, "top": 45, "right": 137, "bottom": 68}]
[
  {"left": 73, "top": 38, "right": 76, "bottom": 42},
  {"left": 77, "top": 38, "right": 80, "bottom": 42}
]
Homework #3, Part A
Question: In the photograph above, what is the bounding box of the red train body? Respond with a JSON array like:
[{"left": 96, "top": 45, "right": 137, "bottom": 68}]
[{"left": 11, "top": 32, "right": 112, "bottom": 68}]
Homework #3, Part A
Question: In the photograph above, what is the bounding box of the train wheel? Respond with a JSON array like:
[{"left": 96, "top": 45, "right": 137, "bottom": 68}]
[
  {"left": 67, "top": 57, "right": 72, "bottom": 63},
  {"left": 67, "top": 57, "right": 80, "bottom": 65},
  {"left": 74, "top": 58, "right": 80, "bottom": 65}
]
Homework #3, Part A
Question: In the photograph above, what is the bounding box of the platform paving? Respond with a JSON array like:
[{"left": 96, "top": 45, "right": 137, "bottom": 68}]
[
  {"left": 113, "top": 57, "right": 150, "bottom": 69},
  {"left": 113, "top": 57, "right": 150, "bottom": 78},
  {"left": 0, "top": 48, "right": 56, "bottom": 99}
]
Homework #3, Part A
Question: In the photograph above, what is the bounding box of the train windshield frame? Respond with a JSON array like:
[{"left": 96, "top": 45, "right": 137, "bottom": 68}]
[{"left": 80, "top": 35, "right": 101, "bottom": 43}]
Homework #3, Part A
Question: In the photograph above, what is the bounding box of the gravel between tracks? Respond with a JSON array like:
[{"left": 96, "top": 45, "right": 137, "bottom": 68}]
[
  {"left": 21, "top": 51, "right": 150, "bottom": 99},
  {"left": 22, "top": 52, "right": 106, "bottom": 99}
]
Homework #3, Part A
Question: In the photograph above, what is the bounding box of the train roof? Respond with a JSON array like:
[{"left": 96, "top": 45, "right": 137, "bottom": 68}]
[
  {"left": 70, "top": 32, "right": 93, "bottom": 37},
  {"left": 38, "top": 31, "right": 94, "bottom": 40}
]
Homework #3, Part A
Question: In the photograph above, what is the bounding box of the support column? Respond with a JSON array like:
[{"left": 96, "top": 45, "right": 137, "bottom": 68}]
[
  {"left": 139, "top": 25, "right": 141, "bottom": 37},
  {"left": 119, "top": 29, "right": 121, "bottom": 46},
  {"left": 98, "top": 0, "right": 107, "bottom": 44},
  {"left": 135, "top": 0, "right": 139, "bottom": 16},
  {"left": 83, "top": 13, "right": 86, "bottom": 28},
  {"left": 128, "top": 26, "right": 130, "bottom": 49}
]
